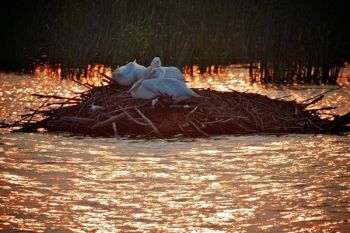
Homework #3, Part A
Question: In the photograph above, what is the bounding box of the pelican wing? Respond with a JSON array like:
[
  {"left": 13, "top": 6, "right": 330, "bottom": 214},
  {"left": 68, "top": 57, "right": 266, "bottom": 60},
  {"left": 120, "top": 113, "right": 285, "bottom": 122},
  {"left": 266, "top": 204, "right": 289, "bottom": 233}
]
[{"left": 132, "top": 78, "right": 198, "bottom": 102}]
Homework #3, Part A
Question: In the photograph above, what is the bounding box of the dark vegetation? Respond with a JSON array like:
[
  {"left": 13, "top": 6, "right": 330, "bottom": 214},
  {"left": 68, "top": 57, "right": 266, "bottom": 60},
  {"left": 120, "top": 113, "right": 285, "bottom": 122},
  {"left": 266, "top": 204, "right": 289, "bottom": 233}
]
[
  {"left": 2, "top": 79, "right": 349, "bottom": 138},
  {"left": 1, "top": 0, "right": 349, "bottom": 83}
]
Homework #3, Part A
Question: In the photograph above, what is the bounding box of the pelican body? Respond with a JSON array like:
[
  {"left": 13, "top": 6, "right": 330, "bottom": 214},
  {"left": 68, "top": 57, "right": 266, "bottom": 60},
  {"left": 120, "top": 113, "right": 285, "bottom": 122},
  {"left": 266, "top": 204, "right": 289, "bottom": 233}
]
[
  {"left": 129, "top": 67, "right": 199, "bottom": 103},
  {"left": 140, "top": 57, "right": 184, "bottom": 82},
  {"left": 131, "top": 78, "right": 198, "bottom": 102},
  {"left": 112, "top": 57, "right": 184, "bottom": 86},
  {"left": 111, "top": 60, "right": 145, "bottom": 86}
]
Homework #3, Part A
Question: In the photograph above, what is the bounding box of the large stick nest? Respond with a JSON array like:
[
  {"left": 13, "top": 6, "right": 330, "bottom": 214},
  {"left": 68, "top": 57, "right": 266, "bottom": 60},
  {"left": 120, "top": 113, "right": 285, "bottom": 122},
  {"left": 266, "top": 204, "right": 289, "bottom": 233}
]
[{"left": 3, "top": 81, "right": 350, "bottom": 138}]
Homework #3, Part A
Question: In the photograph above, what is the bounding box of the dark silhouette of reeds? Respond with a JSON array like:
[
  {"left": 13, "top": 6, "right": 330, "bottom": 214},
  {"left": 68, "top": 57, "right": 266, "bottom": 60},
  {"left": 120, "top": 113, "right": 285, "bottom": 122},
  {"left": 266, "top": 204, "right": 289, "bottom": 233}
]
[{"left": 1, "top": 0, "right": 349, "bottom": 83}]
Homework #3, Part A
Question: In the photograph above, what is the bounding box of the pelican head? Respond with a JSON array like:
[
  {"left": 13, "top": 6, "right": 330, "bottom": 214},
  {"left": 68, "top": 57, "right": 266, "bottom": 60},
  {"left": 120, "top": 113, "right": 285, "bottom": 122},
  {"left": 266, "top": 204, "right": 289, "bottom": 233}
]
[
  {"left": 151, "top": 57, "right": 161, "bottom": 68},
  {"left": 152, "top": 67, "right": 165, "bottom": 78}
]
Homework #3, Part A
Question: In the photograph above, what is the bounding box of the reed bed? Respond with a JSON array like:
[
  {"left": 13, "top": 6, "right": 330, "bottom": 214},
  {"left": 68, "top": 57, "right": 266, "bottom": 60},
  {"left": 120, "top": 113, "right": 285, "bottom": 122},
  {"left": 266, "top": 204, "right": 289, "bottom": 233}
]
[
  {"left": 1, "top": 0, "right": 349, "bottom": 83},
  {"left": 3, "top": 78, "right": 349, "bottom": 138}
]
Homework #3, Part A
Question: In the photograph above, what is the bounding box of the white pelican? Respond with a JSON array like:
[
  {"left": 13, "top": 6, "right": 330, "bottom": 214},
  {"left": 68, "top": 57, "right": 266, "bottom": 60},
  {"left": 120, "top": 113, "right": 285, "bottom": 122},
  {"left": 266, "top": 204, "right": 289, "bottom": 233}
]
[
  {"left": 111, "top": 60, "right": 145, "bottom": 86},
  {"left": 112, "top": 57, "right": 185, "bottom": 86},
  {"left": 137, "top": 57, "right": 185, "bottom": 82},
  {"left": 129, "top": 67, "right": 199, "bottom": 103}
]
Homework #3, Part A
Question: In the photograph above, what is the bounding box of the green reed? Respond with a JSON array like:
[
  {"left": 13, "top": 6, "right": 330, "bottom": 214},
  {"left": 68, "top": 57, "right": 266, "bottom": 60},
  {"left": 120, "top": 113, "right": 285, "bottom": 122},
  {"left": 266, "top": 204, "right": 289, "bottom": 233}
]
[{"left": 1, "top": 0, "right": 348, "bottom": 83}]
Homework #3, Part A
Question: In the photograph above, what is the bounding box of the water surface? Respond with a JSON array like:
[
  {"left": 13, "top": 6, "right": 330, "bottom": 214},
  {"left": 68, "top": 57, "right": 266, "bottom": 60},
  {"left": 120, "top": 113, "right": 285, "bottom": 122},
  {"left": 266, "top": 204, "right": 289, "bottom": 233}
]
[{"left": 0, "top": 69, "right": 349, "bottom": 232}]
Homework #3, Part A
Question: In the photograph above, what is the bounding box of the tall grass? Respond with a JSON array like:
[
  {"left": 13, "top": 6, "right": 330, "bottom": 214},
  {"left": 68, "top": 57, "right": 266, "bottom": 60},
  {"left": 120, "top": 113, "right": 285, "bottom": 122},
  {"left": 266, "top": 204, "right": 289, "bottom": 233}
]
[{"left": 1, "top": 0, "right": 349, "bottom": 83}]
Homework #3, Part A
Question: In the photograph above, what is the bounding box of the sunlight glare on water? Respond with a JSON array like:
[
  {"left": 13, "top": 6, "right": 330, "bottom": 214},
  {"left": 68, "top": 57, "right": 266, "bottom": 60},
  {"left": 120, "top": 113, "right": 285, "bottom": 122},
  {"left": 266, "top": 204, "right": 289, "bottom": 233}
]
[
  {"left": 0, "top": 133, "right": 349, "bottom": 232},
  {"left": 0, "top": 68, "right": 349, "bottom": 232}
]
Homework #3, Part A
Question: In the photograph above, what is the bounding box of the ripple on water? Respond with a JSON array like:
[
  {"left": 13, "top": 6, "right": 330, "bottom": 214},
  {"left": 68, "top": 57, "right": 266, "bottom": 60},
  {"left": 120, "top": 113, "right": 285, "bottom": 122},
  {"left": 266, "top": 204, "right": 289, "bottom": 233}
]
[
  {"left": 0, "top": 71, "right": 350, "bottom": 232},
  {"left": 0, "top": 132, "right": 349, "bottom": 232}
]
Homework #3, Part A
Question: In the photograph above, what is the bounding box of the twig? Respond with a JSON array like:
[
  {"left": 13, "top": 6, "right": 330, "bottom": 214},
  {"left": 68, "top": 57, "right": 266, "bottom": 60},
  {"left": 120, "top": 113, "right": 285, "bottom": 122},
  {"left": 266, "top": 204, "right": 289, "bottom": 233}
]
[
  {"left": 301, "top": 85, "right": 343, "bottom": 104},
  {"left": 120, "top": 109, "right": 148, "bottom": 126},
  {"left": 203, "top": 116, "right": 248, "bottom": 125},
  {"left": 76, "top": 97, "right": 94, "bottom": 117},
  {"left": 134, "top": 108, "right": 162, "bottom": 137},
  {"left": 186, "top": 106, "right": 198, "bottom": 121},
  {"left": 303, "top": 95, "right": 324, "bottom": 108},
  {"left": 27, "top": 98, "right": 51, "bottom": 123},
  {"left": 44, "top": 101, "right": 79, "bottom": 107},
  {"left": 100, "top": 72, "right": 112, "bottom": 80},
  {"left": 189, "top": 120, "right": 209, "bottom": 137},
  {"left": 169, "top": 105, "right": 194, "bottom": 109},
  {"left": 32, "top": 93, "right": 81, "bottom": 101},
  {"left": 308, "top": 106, "right": 337, "bottom": 112},
  {"left": 91, "top": 113, "right": 125, "bottom": 129},
  {"left": 59, "top": 116, "right": 97, "bottom": 125},
  {"left": 108, "top": 102, "right": 149, "bottom": 114},
  {"left": 177, "top": 122, "right": 186, "bottom": 134},
  {"left": 112, "top": 122, "right": 118, "bottom": 138},
  {"left": 274, "top": 94, "right": 292, "bottom": 100},
  {"left": 72, "top": 79, "right": 94, "bottom": 89}
]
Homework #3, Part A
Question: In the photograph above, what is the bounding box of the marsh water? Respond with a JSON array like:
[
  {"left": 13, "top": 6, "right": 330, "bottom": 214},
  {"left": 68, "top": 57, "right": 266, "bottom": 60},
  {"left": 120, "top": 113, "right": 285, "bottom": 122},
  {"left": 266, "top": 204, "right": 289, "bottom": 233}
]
[{"left": 0, "top": 68, "right": 349, "bottom": 232}]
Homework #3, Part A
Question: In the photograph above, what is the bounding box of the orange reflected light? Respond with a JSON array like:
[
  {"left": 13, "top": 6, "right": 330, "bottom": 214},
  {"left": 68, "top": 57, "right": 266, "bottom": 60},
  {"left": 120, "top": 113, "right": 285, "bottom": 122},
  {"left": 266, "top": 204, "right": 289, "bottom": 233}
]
[
  {"left": 34, "top": 64, "right": 61, "bottom": 80},
  {"left": 183, "top": 65, "right": 225, "bottom": 76},
  {"left": 33, "top": 64, "right": 112, "bottom": 87}
]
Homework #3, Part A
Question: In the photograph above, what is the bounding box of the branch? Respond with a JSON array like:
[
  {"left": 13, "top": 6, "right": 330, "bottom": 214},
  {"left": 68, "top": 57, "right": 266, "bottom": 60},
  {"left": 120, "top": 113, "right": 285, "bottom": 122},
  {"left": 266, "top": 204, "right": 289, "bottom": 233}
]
[
  {"left": 134, "top": 108, "right": 162, "bottom": 137},
  {"left": 91, "top": 113, "right": 126, "bottom": 129}
]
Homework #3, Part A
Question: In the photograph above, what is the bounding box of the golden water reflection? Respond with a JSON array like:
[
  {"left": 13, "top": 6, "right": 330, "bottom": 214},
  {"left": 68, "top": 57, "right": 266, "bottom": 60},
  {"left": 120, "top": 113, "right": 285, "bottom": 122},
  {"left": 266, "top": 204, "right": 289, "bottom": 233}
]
[
  {"left": 0, "top": 134, "right": 349, "bottom": 232},
  {"left": 0, "top": 70, "right": 350, "bottom": 232}
]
